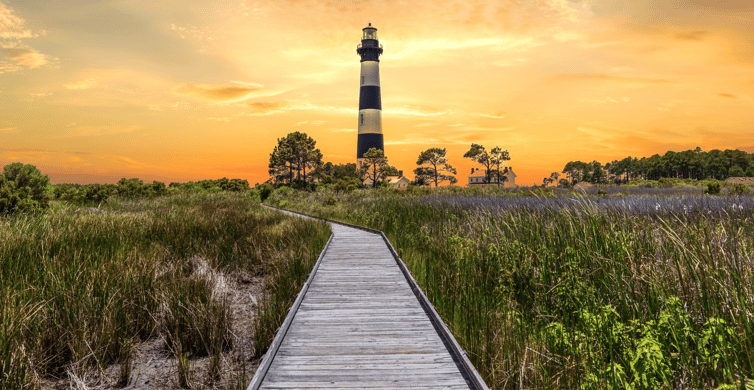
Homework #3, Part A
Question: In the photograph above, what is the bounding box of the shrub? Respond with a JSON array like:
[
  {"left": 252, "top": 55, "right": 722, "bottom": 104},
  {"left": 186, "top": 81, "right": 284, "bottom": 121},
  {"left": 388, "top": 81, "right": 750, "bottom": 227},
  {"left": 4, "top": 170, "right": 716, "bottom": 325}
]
[
  {"left": 730, "top": 183, "right": 749, "bottom": 196},
  {"left": 258, "top": 184, "right": 274, "bottom": 202},
  {"left": 332, "top": 177, "right": 363, "bottom": 193},
  {"left": 53, "top": 183, "right": 79, "bottom": 201},
  {"left": 0, "top": 162, "right": 51, "bottom": 214},
  {"left": 322, "top": 196, "right": 337, "bottom": 206},
  {"left": 597, "top": 189, "right": 607, "bottom": 196},
  {"left": 705, "top": 182, "right": 721, "bottom": 195},
  {"left": 117, "top": 178, "right": 146, "bottom": 197},
  {"left": 74, "top": 183, "right": 118, "bottom": 204}
]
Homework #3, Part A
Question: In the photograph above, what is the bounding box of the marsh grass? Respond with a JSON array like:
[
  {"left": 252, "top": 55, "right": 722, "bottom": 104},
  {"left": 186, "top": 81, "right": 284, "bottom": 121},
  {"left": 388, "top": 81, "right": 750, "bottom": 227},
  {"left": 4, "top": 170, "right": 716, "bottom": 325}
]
[
  {"left": 270, "top": 186, "right": 754, "bottom": 389},
  {"left": 0, "top": 191, "right": 330, "bottom": 389}
]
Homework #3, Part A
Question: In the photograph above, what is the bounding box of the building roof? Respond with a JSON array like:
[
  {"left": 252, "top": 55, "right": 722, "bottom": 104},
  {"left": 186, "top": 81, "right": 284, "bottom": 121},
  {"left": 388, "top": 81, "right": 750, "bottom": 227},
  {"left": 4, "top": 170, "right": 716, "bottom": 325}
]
[
  {"left": 386, "top": 176, "right": 410, "bottom": 184},
  {"left": 726, "top": 177, "right": 754, "bottom": 184}
]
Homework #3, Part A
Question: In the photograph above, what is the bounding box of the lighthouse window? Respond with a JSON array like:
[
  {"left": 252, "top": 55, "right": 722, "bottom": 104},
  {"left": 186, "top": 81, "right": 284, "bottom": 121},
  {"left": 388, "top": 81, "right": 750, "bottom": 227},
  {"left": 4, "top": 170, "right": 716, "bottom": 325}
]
[
  {"left": 361, "top": 75, "right": 364, "bottom": 85},
  {"left": 360, "top": 114, "right": 363, "bottom": 124}
]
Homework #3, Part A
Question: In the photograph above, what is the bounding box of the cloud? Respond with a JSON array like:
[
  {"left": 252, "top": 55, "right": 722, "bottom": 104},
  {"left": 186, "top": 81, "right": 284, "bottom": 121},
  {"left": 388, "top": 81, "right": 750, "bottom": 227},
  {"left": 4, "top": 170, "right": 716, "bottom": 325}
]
[
  {"left": 550, "top": 74, "right": 672, "bottom": 85},
  {"left": 65, "top": 78, "right": 97, "bottom": 90},
  {"left": 386, "top": 104, "right": 451, "bottom": 117},
  {"left": 0, "top": 46, "right": 48, "bottom": 69},
  {"left": 247, "top": 101, "right": 288, "bottom": 115},
  {"left": 117, "top": 156, "right": 143, "bottom": 167},
  {"left": 332, "top": 128, "right": 356, "bottom": 132},
  {"left": 59, "top": 125, "right": 140, "bottom": 138},
  {"left": 0, "top": 3, "right": 50, "bottom": 73},
  {"left": 674, "top": 30, "right": 709, "bottom": 41},
  {"left": 0, "top": 2, "right": 34, "bottom": 39},
  {"left": 477, "top": 112, "right": 507, "bottom": 119},
  {"left": 175, "top": 83, "right": 262, "bottom": 103},
  {"left": 717, "top": 93, "right": 738, "bottom": 98},
  {"left": 0, "top": 127, "right": 18, "bottom": 134}
]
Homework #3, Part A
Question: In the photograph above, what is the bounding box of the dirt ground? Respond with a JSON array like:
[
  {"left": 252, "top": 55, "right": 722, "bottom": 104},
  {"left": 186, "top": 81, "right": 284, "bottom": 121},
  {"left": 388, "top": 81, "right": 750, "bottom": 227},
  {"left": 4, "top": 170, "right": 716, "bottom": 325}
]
[{"left": 40, "top": 270, "right": 264, "bottom": 390}]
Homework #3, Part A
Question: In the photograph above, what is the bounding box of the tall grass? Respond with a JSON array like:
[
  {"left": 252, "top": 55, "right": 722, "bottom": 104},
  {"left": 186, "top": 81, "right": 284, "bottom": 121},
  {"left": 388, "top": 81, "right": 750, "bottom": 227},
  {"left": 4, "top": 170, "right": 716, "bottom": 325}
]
[
  {"left": 269, "top": 187, "right": 754, "bottom": 389},
  {"left": 0, "top": 191, "right": 329, "bottom": 389}
]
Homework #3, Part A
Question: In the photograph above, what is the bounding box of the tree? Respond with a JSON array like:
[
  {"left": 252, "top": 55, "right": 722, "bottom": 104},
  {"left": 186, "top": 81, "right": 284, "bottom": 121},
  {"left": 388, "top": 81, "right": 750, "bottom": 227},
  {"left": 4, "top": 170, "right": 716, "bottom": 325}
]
[
  {"left": 360, "top": 148, "right": 394, "bottom": 188},
  {"left": 268, "top": 132, "right": 323, "bottom": 187},
  {"left": 490, "top": 147, "right": 511, "bottom": 187},
  {"left": 413, "top": 148, "right": 457, "bottom": 187},
  {"left": 269, "top": 138, "right": 295, "bottom": 186},
  {"left": 463, "top": 144, "right": 493, "bottom": 183},
  {"left": 314, "top": 162, "right": 359, "bottom": 184},
  {"left": 0, "top": 162, "right": 51, "bottom": 214},
  {"left": 543, "top": 172, "right": 559, "bottom": 186}
]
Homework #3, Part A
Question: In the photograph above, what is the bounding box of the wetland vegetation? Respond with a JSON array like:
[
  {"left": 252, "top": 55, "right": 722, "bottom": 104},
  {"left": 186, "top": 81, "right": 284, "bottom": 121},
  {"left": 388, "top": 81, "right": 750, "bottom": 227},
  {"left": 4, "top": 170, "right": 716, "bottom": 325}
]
[
  {"left": 0, "top": 190, "right": 329, "bottom": 389},
  {"left": 267, "top": 183, "right": 754, "bottom": 389}
]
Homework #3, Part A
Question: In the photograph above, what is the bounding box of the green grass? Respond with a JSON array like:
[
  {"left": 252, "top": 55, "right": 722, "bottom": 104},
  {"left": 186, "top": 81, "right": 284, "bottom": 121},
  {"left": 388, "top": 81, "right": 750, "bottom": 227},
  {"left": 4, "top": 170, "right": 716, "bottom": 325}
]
[
  {"left": 0, "top": 191, "right": 330, "bottom": 389},
  {"left": 268, "top": 186, "right": 754, "bottom": 389}
]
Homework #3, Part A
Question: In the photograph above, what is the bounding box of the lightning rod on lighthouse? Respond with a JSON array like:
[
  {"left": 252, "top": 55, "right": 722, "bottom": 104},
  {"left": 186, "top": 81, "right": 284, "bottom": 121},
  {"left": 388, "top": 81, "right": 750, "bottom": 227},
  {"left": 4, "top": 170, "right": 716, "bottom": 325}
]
[{"left": 356, "top": 23, "right": 384, "bottom": 162}]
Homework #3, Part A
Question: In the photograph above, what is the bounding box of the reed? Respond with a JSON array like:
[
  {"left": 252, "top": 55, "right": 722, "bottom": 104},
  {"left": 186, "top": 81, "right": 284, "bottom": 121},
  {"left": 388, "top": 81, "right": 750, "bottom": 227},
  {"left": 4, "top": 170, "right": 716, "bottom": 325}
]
[
  {"left": 0, "top": 191, "right": 330, "bottom": 389},
  {"left": 270, "top": 186, "right": 754, "bottom": 389}
]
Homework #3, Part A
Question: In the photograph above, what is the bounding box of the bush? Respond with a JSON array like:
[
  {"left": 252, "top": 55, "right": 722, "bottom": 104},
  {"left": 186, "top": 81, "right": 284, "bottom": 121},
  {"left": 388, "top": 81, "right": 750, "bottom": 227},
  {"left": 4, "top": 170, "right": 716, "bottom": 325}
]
[
  {"left": 322, "top": 196, "right": 337, "bottom": 206},
  {"left": 705, "top": 182, "right": 721, "bottom": 195},
  {"left": 258, "top": 184, "right": 274, "bottom": 202},
  {"left": 730, "top": 183, "right": 749, "bottom": 196},
  {"left": 74, "top": 183, "right": 118, "bottom": 204},
  {"left": 53, "top": 183, "right": 79, "bottom": 200},
  {"left": 0, "top": 162, "right": 51, "bottom": 214},
  {"left": 332, "top": 177, "right": 363, "bottom": 193}
]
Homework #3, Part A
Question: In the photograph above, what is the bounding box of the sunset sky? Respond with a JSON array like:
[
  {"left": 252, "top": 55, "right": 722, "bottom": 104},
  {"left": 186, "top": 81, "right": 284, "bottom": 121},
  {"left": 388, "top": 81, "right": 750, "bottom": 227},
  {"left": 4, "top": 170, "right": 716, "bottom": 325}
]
[{"left": 2, "top": 0, "right": 754, "bottom": 186}]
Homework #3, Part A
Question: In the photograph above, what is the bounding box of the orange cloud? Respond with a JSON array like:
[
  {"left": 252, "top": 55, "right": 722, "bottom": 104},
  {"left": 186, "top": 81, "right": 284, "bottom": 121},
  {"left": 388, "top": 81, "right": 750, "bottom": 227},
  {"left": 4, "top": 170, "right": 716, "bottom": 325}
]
[
  {"left": 550, "top": 74, "right": 672, "bottom": 85},
  {"left": 65, "top": 78, "right": 97, "bottom": 90},
  {"left": 175, "top": 83, "right": 262, "bottom": 102},
  {"left": 247, "top": 101, "right": 288, "bottom": 115},
  {"left": 0, "top": 2, "right": 34, "bottom": 39},
  {"left": 674, "top": 30, "right": 709, "bottom": 41},
  {"left": 717, "top": 93, "right": 738, "bottom": 98},
  {"left": 1, "top": 46, "right": 48, "bottom": 69}
]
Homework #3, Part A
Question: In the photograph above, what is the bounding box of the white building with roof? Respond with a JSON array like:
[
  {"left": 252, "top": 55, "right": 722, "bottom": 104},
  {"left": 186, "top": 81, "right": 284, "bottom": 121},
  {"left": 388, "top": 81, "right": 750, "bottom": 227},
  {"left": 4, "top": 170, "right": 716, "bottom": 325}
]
[{"left": 467, "top": 167, "right": 517, "bottom": 188}]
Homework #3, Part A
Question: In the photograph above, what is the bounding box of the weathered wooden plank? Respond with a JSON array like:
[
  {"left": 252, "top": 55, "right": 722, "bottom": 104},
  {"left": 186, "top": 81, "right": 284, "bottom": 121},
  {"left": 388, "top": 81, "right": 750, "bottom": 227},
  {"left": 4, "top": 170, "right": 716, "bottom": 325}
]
[
  {"left": 250, "top": 208, "right": 476, "bottom": 390},
  {"left": 260, "top": 384, "right": 470, "bottom": 390},
  {"left": 260, "top": 378, "right": 470, "bottom": 387},
  {"left": 268, "top": 352, "right": 456, "bottom": 364}
]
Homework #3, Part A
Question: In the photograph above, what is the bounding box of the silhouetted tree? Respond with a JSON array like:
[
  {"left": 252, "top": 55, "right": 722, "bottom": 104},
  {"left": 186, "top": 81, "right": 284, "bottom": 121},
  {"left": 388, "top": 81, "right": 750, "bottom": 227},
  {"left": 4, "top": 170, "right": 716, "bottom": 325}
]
[
  {"left": 413, "top": 148, "right": 457, "bottom": 187},
  {"left": 464, "top": 144, "right": 493, "bottom": 183},
  {"left": 490, "top": 147, "right": 511, "bottom": 187},
  {"left": 360, "top": 148, "right": 395, "bottom": 188},
  {"left": 268, "top": 132, "right": 323, "bottom": 187}
]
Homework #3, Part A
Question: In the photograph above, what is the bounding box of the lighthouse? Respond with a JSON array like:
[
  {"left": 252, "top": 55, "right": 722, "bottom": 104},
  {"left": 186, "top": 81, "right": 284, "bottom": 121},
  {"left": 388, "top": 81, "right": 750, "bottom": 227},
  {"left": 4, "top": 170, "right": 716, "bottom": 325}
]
[{"left": 356, "top": 23, "right": 384, "bottom": 161}]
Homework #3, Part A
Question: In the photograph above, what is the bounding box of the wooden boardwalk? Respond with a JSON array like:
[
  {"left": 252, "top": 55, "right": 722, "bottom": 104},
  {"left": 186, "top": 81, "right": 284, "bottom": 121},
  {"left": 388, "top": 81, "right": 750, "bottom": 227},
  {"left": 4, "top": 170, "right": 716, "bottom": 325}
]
[{"left": 248, "top": 210, "right": 487, "bottom": 390}]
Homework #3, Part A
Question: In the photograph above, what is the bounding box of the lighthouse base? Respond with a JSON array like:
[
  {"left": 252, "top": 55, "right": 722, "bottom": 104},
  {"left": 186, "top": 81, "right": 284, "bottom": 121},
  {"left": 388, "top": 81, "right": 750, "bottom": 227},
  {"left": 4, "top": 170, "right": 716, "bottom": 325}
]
[{"left": 356, "top": 133, "right": 384, "bottom": 159}]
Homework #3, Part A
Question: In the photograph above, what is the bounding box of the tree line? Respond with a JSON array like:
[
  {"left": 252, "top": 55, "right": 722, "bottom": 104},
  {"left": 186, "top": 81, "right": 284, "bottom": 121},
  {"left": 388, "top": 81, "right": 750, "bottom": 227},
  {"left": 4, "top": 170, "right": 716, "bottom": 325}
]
[
  {"left": 0, "top": 161, "right": 252, "bottom": 215},
  {"left": 555, "top": 147, "right": 754, "bottom": 186},
  {"left": 268, "top": 132, "right": 511, "bottom": 189}
]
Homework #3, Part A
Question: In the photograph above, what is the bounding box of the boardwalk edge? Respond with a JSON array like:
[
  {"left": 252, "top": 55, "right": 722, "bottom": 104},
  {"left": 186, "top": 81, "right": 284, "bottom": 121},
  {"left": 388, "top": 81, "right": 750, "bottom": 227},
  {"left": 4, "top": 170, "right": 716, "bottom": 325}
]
[
  {"left": 246, "top": 224, "right": 335, "bottom": 390},
  {"left": 261, "top": 204, "right": 491, "bottom": 390}
]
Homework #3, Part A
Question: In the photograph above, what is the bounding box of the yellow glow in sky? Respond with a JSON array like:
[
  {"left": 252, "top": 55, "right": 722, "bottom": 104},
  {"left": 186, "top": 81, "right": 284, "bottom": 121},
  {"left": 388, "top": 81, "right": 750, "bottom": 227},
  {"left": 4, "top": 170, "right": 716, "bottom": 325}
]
[{"left": 2, "top": 0, "right": 754, "bottom": 185}]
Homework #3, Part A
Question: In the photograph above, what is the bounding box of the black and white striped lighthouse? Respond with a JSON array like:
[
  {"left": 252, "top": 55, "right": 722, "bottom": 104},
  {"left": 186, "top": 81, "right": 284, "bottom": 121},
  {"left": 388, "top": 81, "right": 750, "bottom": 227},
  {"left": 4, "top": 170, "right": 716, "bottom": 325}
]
[{"left": 356, "top": 23, "right": 384, "bottom": 161}]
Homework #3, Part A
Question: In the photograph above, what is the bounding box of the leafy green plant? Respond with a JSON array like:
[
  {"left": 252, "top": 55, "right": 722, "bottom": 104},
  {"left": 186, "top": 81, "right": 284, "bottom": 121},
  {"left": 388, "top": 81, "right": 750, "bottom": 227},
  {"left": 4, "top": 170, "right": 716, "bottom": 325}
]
[
  {"left": 0, "top": 162, "right": 51, "bottom": 214},
  {"left": 731, "top": 183, "right": 749, "bottom": 196},
  {"left": 705, "top": 182, "right": 721, "bottom": 195}
]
